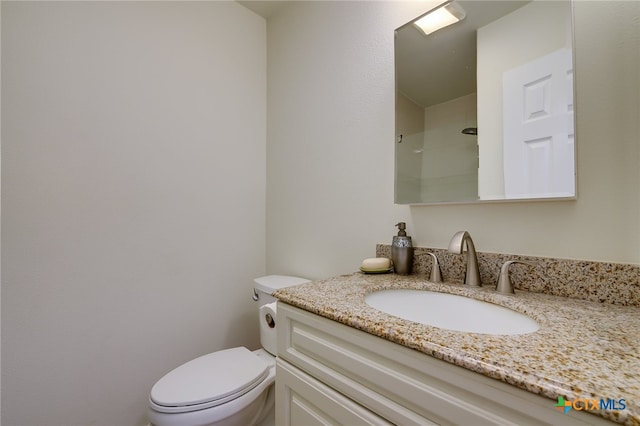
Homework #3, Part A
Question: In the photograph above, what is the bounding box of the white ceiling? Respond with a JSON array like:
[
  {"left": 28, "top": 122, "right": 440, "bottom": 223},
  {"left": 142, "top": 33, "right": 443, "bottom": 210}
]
[{"left": 237, "top": 1, "right": 288, "bottom": 19}]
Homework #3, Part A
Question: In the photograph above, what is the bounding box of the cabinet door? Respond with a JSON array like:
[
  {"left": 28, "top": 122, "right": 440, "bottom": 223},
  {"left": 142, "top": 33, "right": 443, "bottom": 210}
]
[{"left": 276, "top": 359, "right": 392, "bottom": 426}]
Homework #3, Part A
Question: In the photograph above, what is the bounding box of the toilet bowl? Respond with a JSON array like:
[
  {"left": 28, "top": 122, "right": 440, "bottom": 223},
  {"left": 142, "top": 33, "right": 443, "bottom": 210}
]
[{"left": 147, "top": 275, "right": 310, "bottom": 426}]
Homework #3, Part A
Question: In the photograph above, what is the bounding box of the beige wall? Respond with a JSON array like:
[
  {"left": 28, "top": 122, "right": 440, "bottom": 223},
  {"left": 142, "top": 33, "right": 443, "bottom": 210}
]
[
  {"left": 2, "top": 2, "right": 266, "bottom": 425},
  {"left": 267, "top": 0, "right": 639, "bottom": 282},
  {"left": 267, "top": 2, "right": 428, "bottom": 280}
]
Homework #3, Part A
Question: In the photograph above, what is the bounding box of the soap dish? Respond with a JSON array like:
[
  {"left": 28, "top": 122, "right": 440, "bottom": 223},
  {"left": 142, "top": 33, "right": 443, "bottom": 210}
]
[{"left": 360, "top": 267, "right": 393, "bottom": 274}]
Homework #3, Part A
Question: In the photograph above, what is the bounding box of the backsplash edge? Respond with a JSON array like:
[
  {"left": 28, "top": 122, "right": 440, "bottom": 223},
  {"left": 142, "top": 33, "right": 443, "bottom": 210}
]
[{"left": 376, "top": 244, "right": 640, "bottom": 307}]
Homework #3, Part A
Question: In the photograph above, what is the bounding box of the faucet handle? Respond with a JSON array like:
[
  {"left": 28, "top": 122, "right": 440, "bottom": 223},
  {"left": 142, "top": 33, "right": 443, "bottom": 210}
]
[
  {"left": 496, "top": 260, "right": 535, "bottom": 294},
  {"left": 426, "top": 252, "right": 442, "bottom": 283}
]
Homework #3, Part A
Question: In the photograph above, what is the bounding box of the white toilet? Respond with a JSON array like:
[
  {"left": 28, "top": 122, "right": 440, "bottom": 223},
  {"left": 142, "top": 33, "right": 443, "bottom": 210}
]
[{"left": 147, "top": 275, "right": 310, "bottom": 426}]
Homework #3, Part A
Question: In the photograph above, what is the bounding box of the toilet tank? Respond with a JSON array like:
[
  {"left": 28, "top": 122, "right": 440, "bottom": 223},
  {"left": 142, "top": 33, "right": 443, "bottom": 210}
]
[
  {"left": 254, "top": 275, "right": 310, "bottom": 356},
  {"left": 253, "top": 275, "right": 310, "bottom": 306}
]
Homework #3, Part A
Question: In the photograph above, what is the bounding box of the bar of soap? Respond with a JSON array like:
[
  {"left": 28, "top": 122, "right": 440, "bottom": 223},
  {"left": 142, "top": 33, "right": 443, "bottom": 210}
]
[{"left": 361, "top": 257, "right": 391, "bottom": 270}]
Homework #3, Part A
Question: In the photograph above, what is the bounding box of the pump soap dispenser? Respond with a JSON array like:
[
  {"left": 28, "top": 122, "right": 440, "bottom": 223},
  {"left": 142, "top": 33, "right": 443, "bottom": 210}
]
[{"left": 392, "top": 222, "right": 414, "bottom": 275}]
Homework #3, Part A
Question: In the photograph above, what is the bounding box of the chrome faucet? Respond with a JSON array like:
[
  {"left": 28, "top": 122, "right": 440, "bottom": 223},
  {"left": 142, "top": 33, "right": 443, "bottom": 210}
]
[{"left": 448, "top": 231, "right": 481, "bottom": 287}]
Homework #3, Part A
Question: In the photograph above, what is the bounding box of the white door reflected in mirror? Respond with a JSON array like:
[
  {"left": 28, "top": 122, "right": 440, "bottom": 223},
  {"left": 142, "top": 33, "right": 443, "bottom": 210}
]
[{"left": 502, "top": 48, "right": 575, "bottom": 199}]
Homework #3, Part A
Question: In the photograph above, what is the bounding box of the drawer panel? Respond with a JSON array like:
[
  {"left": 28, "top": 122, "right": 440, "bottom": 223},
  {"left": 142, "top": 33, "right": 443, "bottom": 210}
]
[{"left": 276, "top": 358, "right": 392, "bottom": 426}]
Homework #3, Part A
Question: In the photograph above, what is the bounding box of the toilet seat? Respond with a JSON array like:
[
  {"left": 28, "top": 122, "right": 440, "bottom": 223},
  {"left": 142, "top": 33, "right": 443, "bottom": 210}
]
[{"left": 150, "top": 347, "right": 270, "bottom": 414}]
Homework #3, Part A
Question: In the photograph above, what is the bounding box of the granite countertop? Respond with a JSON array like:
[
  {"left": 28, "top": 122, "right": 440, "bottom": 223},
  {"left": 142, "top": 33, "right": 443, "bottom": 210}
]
[{"left": 274, "top": 273, "right": 640, "bottom": 425}]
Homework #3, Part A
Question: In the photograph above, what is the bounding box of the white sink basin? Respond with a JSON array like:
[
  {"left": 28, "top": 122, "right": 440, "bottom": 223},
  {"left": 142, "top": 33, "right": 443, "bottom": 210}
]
[{"left": 365, "top": 289, "right": 539, "bottom": 335}]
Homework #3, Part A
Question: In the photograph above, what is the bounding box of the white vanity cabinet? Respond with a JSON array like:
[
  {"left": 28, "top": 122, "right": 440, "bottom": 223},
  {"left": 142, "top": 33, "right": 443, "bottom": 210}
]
[{"left": 275, "top": 302, "right": 613, "bottom": 425}]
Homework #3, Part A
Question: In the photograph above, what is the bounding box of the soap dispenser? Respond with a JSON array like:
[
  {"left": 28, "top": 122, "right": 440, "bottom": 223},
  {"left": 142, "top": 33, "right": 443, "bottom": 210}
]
[{"left": 392, "top": 222, "right": 414, "bottom": 275}]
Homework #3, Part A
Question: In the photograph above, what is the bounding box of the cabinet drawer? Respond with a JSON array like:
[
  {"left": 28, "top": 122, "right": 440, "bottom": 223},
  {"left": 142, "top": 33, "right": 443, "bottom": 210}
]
[
  {"left": 277, "top": 302, "right": 612, "bottom": 425},
  {"left": 276, "top": 358, "right": 392, "bottom": 426}
]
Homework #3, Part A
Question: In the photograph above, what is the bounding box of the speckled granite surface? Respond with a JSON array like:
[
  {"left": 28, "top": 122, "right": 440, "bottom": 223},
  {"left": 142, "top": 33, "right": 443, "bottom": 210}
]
[
  {"left": 274, "top": 273, "right": 640, "bottom": 425},
  {"left": 377, "top": 244, "right": 640, "bottom": 306}
]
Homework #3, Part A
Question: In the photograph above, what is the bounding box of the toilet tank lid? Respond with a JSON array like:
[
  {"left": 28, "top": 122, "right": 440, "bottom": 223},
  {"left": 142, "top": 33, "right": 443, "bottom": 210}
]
[{"left": 253, "top": 275, "right": 310, "bottom": 294}]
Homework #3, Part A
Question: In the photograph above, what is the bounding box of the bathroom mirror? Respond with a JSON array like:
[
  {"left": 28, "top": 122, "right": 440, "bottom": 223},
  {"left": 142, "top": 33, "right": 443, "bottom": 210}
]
[{"left": 395, "top": 0, "right": 576, "bottom": 204}]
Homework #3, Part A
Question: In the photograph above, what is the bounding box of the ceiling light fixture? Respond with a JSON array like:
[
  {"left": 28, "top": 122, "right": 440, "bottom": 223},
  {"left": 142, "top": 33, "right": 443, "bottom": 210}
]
[{"left": 414, "top": 2, "right": 466, "bottom": 36}]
